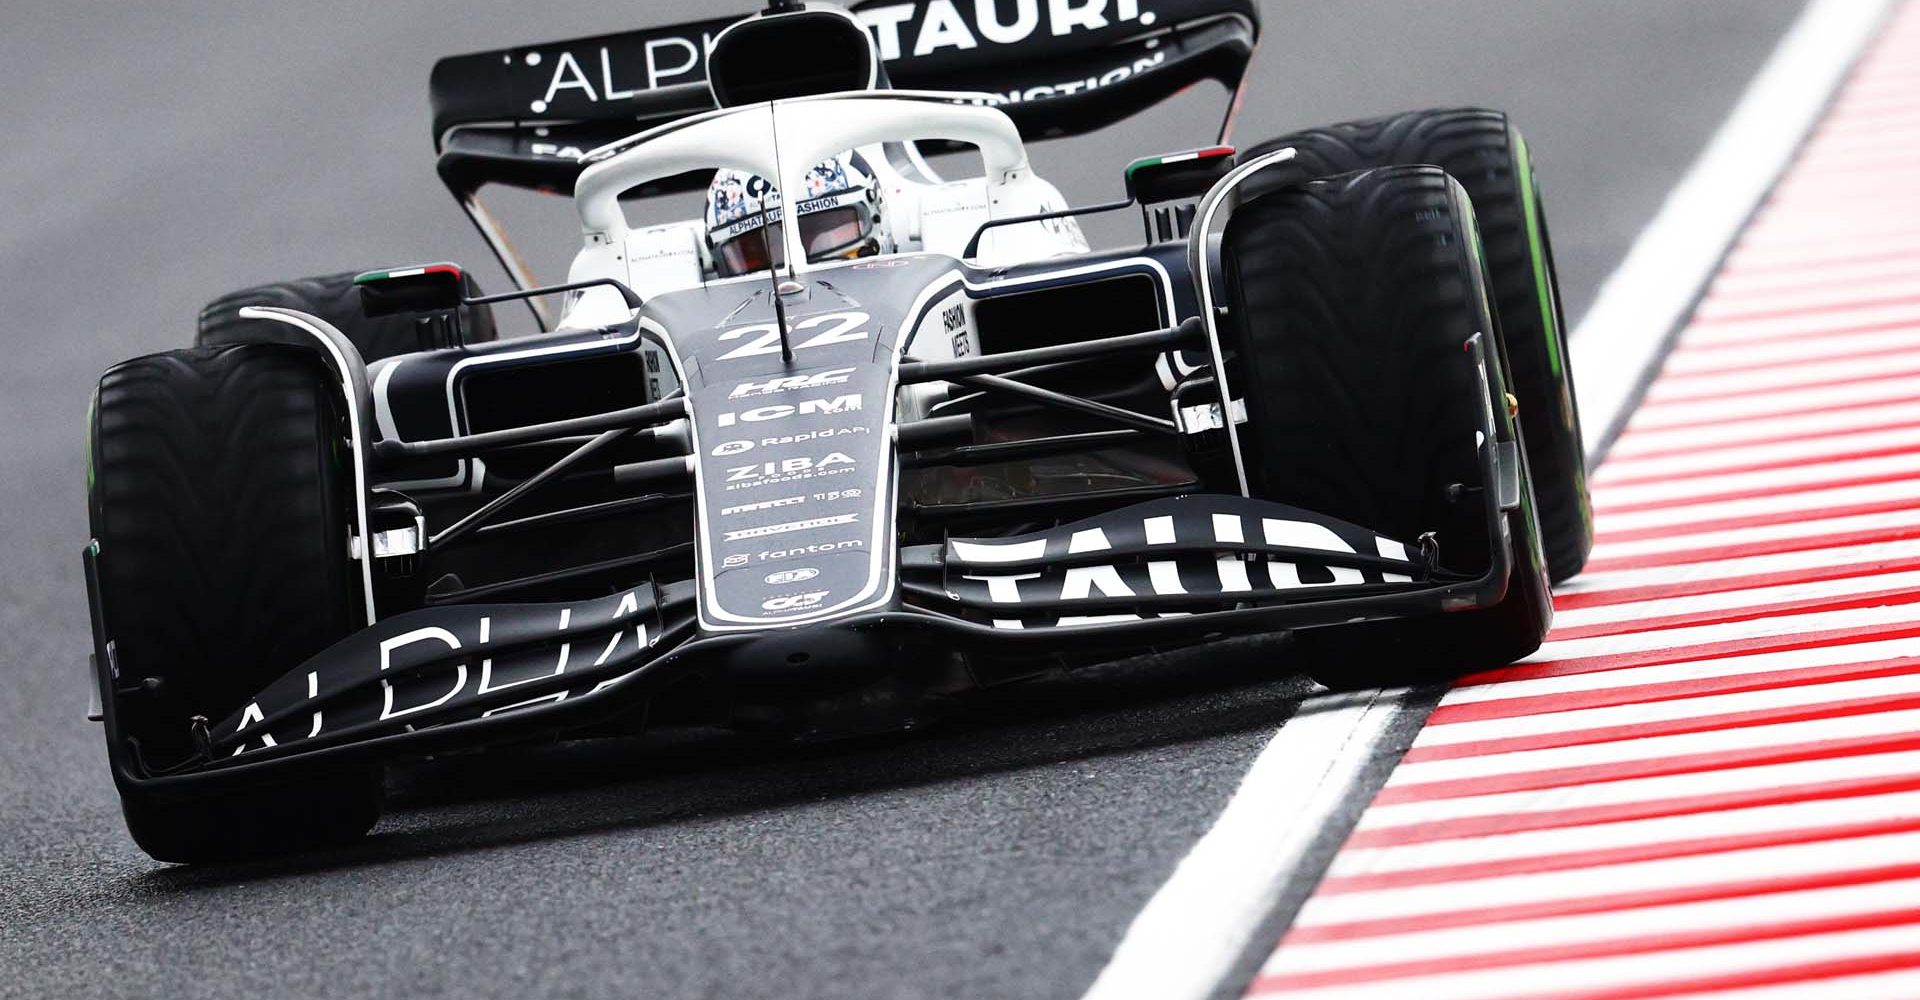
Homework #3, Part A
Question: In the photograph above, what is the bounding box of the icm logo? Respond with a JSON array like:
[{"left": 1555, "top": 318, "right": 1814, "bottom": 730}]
[
  {"left": 711, "top": 439, "right": 754, "bottom": 457},
  {"left": 761, "top": 591, "right": 830, "bottom": 613},
  {"left": 716, "top": 393, "right": 862, "bottom": 428},
  {"left": 765, "top": 567, "right": 820, "bottom": 586}
]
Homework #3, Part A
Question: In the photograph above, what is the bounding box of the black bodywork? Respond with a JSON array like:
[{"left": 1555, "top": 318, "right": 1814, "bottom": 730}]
[
  {"left": 84, "top": 1, "right": 1527, "bottom": 802},
  {"left": 86, "top": 243, "right": 1517, "bottom": 801}
]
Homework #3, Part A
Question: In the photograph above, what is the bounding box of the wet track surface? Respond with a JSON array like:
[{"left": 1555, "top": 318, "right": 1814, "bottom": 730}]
[{"left": 0, "top": 3, "right": 1806, "bottom": 997}]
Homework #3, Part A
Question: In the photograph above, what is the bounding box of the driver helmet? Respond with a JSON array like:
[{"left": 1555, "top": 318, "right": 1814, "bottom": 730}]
[{"left": 705, "top": 151, "right": 891, "bottom": 277}]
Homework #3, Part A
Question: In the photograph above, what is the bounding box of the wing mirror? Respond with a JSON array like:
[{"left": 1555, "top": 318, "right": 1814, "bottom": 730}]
[
  {"left": 1124, "top": 146, "right": 1237, "bottom": 242},
  {"left": 356, "top": 263, "right": 468, "bottom": 317},
  {"left": 354, "top": 262, "right": 486, "bottom": 350}
]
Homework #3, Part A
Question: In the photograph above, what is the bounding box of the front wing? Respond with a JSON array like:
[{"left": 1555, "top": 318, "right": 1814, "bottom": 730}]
[{"left": 87, "top": 484, "right": 1515, "bottom": 801}]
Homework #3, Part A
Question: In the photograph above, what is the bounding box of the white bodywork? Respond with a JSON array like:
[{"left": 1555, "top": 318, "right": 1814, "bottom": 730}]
[{"left": 557, "top": 92, "right": 1087, "bottom": 333}]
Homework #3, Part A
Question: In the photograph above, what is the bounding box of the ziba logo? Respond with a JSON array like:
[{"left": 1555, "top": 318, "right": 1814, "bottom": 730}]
[{"left": 725, "top": 451, "right": 858, "bottom": 483}]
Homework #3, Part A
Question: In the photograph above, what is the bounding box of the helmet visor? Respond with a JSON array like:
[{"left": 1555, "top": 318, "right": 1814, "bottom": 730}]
[
  {"left": 799, "top": 206, "right": 873, "bottom": 260},
  {"left": 712, "top": 205, "right": 875, "bottom": 277},
  {"left": 714, "top": 221, "right": 786, "bottom": 278}
]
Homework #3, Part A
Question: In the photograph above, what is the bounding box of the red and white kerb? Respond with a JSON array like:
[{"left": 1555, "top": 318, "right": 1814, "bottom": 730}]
[{"left": 1250, "top": 5, "right": 1920, "bottom": 997}]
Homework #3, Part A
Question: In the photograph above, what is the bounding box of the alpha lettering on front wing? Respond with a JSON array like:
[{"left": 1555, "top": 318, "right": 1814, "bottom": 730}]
[{"left": 217, "top": 588, "right": 661, "bottom": 757}]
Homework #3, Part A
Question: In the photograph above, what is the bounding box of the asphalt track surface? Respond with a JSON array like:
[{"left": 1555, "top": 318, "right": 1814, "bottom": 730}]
[{"left": 0, "top": 3, "right": 1807, "bottom": 998}]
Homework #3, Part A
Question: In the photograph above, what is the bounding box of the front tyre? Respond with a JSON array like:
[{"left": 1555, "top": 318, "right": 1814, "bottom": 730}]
[
  {"left": 1216, "top": 166, "right": 1552, "bottom": 689},
  {"left": 89, "top": 344, "right": 380, "bottom": 861},
  {"left": 1243, "top": 108, "right": 1591, "bottom": 583}
]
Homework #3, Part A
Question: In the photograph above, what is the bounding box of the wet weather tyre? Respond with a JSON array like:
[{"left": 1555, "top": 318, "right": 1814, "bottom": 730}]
[
  {"left": 1243, "top": 108, "right": 1591, "bottom": 583},
  {"left": 196, "top": 268, "right": 498, "bottom": 362},
  {"left": 88, "top": 343, "right": 380, "bottom": 861},
  {"left": 1216, "top": 166, "right": 1552, "bottom": 689}
]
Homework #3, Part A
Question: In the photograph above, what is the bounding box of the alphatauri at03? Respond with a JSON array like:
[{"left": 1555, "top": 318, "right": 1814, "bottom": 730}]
[{"left": 84, "top": 1, "right": 1589, "bottom": 861}]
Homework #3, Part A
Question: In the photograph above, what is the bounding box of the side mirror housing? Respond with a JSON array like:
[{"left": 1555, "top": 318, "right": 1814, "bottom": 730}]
[
  {"left": 355, "top": 263, "right": 468, "bottom": 317},
  {"left": 1125, "top": 147, "right": 1237, "bottom": 243},
  {"left": 1125, "top": 147, "right": 1238, "bottom": 205}
]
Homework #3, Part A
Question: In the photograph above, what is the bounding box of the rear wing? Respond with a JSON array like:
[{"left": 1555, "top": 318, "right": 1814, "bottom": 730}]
[{"left": 430, "top": 0, "right": 1260, "bottom": 198}]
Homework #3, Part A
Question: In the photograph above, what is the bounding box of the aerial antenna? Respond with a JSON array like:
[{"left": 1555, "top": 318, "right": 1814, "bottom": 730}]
[
  {"left": 762, "top": 101, "right": 796, "bottom": 364},
  {"left": 759, "top": 221, "right": 794, "bottom": 363}
]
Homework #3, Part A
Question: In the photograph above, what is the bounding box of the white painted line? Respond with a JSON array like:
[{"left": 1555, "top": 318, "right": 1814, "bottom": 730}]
[
  {"left": 1595, "top": 479, "right": 1920, "bottom": 537},
  {"left": 1739, "top": 205, "right": 1920, "bottom": 244},
  {"left": 1085, "top": 4, "right": 1892, "bottom": 997},
  {"left": 1654, "top": 968, "right": 1920, "bottom": 1000},
  {"left": 1293, "top": 829, "right": 1920, "bottom": 926},
  {"left": 1446, "top": 634, "right": 1920, "bottom": 708},
  {"left": 1607, "top": 399, "right": 1920, "bottom": 459},
  {"left": 1077, "top": 689, "right": 1403, "bottom": 1000},
  {"left": 1627, "top": 375, "right": 1920, "bottom": 432},
  {"left": 1560, "top": 539, "right": 1920, "bottom": 600},
  {"left": 1551, "top": 569, "right": 1920, "bottom": 632},
  {"left": 1416, "top": 671, "right": 1920, "bottom": 750},
  {"left": 1258, "top": 925, "right": 1920, "bottom": 1000},
  {"left": 1667, "top": 300, "right": 1920, "bottom": 348},
  {"left": 1593, "top": 451, "right": 1920, "bottom": 510},
  {"left": 1595, "top": 425, "right": 1920, "bottom": 485},
  {"left": 1391, "top": 707, "right": 1920, "bottom": 788},
  {"left": 1647, "top": 352, "right": 1920, "bottom": 403},
  {"left": 1724, "top": 232, "right": 1920, "bottom": 273},
  {"left": 1327, "top": 789, "right": 1920, "bottom": 885},
  {"left": 1736, "top": 212, "right": 1920, "bottom": 247},
  {"left": 1568, "top": 0, "right": 1892, "bottom": 457},
  {"left": 1362, "top": 747, "right": 1920, "bottom": 831},
  {"left": 1709, "top": 260, "right": 1920, "bottom": 300},
  {"left": 1269, "top": 875, "right": 1920, "bottom": 978},
  {"left": 1590, "top": 507, "right": 1920, "bottom": 564},
  {"left": 1661, "top": 329, "right": 1920, "bottom": 376},
  {"left": 1522, "top": 602, "right": 1920, "bottom": 668}
]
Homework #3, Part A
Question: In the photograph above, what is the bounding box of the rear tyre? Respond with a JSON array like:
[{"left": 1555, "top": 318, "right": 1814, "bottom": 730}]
[
  {"left": 89, "top": 344, "right": 380, "bottom": 862},
  {"left": 1243, "top": 108, "right": 1591, "bottom": 583},
  {"left": 1217, "top": 166, "right": 1551, "bottom": 689},
  {"left": 197, "top": 268, "right": 498, "bottom": 363}
]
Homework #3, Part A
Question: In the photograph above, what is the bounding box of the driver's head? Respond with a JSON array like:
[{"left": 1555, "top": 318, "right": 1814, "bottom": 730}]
[{"left": 705, "top": 151, "right": 889, "bottom": 278}]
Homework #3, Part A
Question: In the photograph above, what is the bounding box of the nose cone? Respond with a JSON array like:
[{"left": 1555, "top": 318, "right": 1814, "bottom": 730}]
[
  {"left": 638, "top": 256, "right": 965, "bottom": 634},
  {"left": 717, "top": 623, "right": 892, "bottom": 696}
]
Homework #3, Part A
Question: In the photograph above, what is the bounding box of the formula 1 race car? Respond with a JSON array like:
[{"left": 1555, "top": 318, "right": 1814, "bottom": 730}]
[{"left": 84, "top": 1, "right": 1589, "bottom": 861}]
